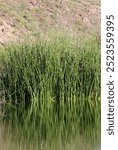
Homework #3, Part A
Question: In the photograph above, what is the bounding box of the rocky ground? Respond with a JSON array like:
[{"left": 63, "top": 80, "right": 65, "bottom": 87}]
[{"left": 0, "top": 0, "right": 100, "bottom": 46}]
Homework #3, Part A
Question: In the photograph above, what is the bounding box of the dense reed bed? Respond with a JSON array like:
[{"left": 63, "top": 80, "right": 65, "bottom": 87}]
[{"left": 0, "top": 36, "right": 100, "bottom": 142}]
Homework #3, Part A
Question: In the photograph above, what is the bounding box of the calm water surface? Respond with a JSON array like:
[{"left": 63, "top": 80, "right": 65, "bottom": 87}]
[{"left": 0, "top": 123, "right": 100, "bottom": 150}]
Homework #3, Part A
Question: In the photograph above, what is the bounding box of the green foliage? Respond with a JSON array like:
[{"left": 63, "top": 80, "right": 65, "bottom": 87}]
[{"left": 0, "top": 36, "right": 100, "bottom": 142}]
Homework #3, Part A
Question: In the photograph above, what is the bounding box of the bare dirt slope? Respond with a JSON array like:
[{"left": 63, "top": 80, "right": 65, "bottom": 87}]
[{"left": 0, "top": 0, "right": 100, "bottom": 46}]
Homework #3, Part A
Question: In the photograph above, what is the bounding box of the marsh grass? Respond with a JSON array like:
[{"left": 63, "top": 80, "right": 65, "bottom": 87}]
[{"left": 0, "top": 36, "right": 100, "bottom": 143}]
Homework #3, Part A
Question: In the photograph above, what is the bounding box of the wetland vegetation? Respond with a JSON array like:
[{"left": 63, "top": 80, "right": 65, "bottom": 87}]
[{"left": 0, "top": 36, "right": 100, "bottom": 150}]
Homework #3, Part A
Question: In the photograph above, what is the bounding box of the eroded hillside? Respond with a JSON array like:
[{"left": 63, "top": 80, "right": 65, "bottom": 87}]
[{"left": 0, "top": 0, "right": 100, "bottom": 46}]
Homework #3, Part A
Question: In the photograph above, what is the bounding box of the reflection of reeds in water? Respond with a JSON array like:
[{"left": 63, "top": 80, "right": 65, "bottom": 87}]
[
  {"left": 0, "top": 36, "right": 100, "bottom": 147},
  {"left": 0, "top": 121, "right": 100, "bottom": 150}
]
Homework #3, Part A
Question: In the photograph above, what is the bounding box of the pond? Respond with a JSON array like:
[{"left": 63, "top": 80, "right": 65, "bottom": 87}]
[{"left": 0, "top": 120, "right": 100, "bottom": 150}]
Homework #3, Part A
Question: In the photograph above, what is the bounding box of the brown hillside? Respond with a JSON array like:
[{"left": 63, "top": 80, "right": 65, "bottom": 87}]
[{"left": 0, "top": 0, "right": 100, "bottom": 46}]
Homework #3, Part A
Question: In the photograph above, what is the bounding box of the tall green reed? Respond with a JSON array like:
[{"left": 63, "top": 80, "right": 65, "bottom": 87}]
[{"left": 0, "top": 36, "right": 100, "bottom": 141}]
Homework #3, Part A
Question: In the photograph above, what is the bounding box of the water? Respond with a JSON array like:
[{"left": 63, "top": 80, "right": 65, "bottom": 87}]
[
  {"left": 0, "top": 99, "right": 100, "bottom": 150},
  {"left": 0, "top": 122, "right": 100, "bottom": 150}
]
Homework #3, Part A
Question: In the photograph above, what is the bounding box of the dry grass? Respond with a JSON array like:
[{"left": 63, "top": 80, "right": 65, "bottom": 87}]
[{"left": 0, "top": 0, "right": 100, "bottom": 45}]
